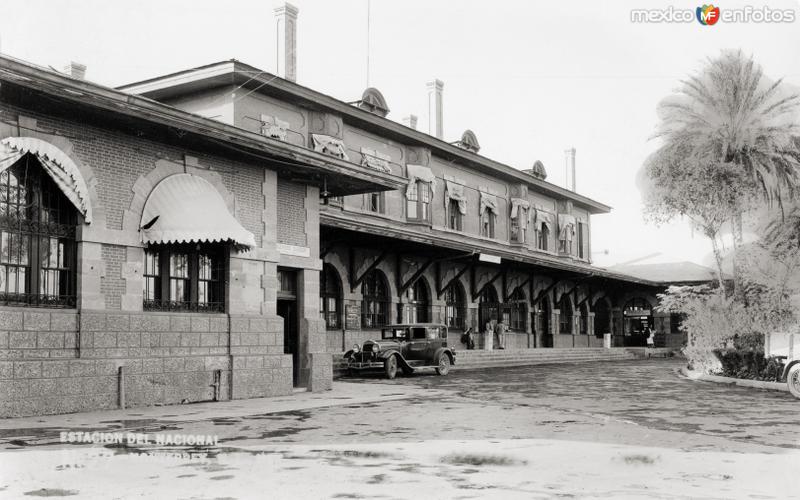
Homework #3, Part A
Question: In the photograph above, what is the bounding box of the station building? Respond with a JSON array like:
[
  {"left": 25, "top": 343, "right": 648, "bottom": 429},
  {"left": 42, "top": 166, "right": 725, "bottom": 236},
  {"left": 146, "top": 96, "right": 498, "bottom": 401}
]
[{"left": 0, "top": 6, "right": 692, "bottom": 417}]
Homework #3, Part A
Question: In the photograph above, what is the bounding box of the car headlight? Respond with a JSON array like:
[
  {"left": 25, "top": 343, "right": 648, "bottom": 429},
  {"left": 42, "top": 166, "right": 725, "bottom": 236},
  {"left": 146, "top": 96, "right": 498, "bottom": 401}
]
[
  {"left": 372, "top": 343, "right": 381, "bottom": 353},
  {"left": 352, "top": 344, "right": 360, "bottom": 353}
]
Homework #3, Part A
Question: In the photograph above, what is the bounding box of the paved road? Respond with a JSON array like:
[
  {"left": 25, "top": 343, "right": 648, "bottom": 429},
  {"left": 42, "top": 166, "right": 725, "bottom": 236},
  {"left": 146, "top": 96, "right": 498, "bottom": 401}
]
[{"left": 1, "top": 359, "right": 799, "bottom": 499}]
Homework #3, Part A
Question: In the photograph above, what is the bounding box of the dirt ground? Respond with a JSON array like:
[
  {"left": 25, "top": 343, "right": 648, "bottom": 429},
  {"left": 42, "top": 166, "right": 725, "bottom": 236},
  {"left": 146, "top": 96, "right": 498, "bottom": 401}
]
[{"left": 1, "top": 359, "right": 798, "bottom": 499}]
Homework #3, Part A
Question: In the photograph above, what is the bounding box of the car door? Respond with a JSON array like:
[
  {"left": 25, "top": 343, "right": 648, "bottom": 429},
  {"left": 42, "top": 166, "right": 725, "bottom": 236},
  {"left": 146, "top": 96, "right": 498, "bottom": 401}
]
[
  {"left": 406, "top": 327, "right": 430, "bottom": 361},
  {"left": 425, "top": 327, "right": 444, "bottom": 362}
]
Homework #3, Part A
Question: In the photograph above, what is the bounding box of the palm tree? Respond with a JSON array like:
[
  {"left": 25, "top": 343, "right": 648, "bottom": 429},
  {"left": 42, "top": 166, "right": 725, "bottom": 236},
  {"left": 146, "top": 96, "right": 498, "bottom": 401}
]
[{"left": 653, "top": 50, "right": 800, "bottom": 295}]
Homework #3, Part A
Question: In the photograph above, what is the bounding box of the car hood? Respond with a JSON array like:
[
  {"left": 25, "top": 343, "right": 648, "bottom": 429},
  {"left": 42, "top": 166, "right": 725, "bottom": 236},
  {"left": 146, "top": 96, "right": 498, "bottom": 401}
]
[{"left": 363, "top": 339, "right": 402, "bottom": 350}]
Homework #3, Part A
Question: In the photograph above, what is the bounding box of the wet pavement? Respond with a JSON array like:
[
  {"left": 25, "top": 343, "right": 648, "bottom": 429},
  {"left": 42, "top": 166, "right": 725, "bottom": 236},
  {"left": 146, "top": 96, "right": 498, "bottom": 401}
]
[{"left": 1, "top": 358, "right": 799, "bottom": 499}]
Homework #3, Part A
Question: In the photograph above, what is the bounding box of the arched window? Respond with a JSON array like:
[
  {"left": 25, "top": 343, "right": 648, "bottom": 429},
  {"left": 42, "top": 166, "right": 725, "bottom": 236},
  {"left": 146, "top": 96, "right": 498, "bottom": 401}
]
[
  {"left": 320, "top": 264, "right": 342, "bottom": 330},
  {"left": 507, "top": 287, "right": 527, "bottom": 331},
  {"left": 0, "top": 158, "right": 77, "bottom": 307},
  {"left": 404, "top": 278, "right": 429, "bottom": 323},
  {"left": 478, "top": 285, "right": 499, "bottom": 328},
  {"left": 594, "top": 299, "right": 610, "bottom": 336},
  {"left": 443, "top": 282, "right": 466, "bottom": 329},
  {"left": 558, "top": 295, "right": 573, "bottom": 334},
  {"left": 361, "top": 270, "right": 389, "bottom": 328}
]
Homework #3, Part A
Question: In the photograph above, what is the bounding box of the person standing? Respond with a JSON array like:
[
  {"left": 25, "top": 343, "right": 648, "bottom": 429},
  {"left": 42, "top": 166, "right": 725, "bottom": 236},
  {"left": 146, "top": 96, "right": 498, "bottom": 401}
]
[
  {"left": 496, "top": 319, "right": 507, "bottom": 350},
  {"left": 484, "top": 319, "right": 494, "bottom": 350},
  {"left": 646, "top": 326, "right": 655, "bottom": 348}
]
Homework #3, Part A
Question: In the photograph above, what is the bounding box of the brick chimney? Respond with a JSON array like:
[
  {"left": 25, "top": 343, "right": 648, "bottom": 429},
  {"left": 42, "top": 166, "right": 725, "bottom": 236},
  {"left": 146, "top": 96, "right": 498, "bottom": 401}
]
[
  {"left": 274, "top": 2, "right": 298, "bottom": 82},
  {"left": 426, "top": 79, "right": 443, "bottom": 139},
  {"left": 403, "top": 114, "right": 418, "bottom": 130},
  {"left": 564, "top": 147, "right": 576, "bottom": 191},
  {"left": 63, "top": 61, "right": 87, "bottom": 80}
]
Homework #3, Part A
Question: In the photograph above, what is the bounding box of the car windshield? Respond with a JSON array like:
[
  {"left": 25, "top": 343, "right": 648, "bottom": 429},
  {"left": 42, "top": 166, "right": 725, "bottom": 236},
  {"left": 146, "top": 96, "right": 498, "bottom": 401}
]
[{"left": 382, "top": 328, "right": 408, "bottom": 340}]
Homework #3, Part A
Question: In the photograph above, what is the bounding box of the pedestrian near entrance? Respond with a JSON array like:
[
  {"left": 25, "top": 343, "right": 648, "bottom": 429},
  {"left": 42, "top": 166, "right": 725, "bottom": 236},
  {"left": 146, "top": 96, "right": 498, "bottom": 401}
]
[
  {"left": 496, "top": 319, "right": 507, "bottom": 349},
  {"left": 646, "top": 327, "right": 655, "bottom": 348},
  {"left": 461, "top": 327, "right": 476, "bottom": 350},
  {"left": 484, "top": 319, "right": 494, "bottom": 350}
]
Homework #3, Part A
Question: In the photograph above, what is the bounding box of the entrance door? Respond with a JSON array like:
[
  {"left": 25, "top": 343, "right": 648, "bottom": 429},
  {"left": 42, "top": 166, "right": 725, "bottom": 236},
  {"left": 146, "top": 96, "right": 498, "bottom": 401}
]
[{"left": 277, "top": 299, "right": 299, "bottom": 387}]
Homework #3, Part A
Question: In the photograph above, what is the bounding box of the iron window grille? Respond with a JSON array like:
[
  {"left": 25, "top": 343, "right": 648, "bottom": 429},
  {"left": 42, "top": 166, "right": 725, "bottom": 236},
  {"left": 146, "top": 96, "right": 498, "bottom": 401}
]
[
  {"left": 143, "top": 243, "right": 226, "bottom": 312},
  {"left": 443, "top": 283, "right": 466, "bottom": 330},
  {"left": 0, "top": 158, "right": 77, "bottom": 308},
  {"left": 508, "top": 288, "right": 528, "bottom": 331},
  {"left": 402, "top": 279, "right": 429, "bottom": 323},
  {"left": 361, "top": 269, "right": 389, "bottom": 328}
]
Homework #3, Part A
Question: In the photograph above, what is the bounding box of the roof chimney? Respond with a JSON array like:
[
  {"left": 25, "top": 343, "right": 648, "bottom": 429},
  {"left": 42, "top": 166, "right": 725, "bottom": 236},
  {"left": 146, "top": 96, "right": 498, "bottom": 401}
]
[
  {"left": 564, "top": 147, "right": 576, "bottom": 191},
  {"left": 403, "top": 114, "right": 418, "bottom": 130},
  {"left": 274, "top": 2, "right": 298, "bottom": 82},
  {"left": 64, "top": 61, "right": 87, "bottom": 80},
  {"left": 426, "top": 79, "right": 443, "bottom": 139}
]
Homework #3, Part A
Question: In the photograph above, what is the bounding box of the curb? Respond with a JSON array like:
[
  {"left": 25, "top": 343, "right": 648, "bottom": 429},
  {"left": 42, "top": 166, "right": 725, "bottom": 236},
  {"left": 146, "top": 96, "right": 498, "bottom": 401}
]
[{"left": 679, "top": 367, "right": 789, "bottom": 393}]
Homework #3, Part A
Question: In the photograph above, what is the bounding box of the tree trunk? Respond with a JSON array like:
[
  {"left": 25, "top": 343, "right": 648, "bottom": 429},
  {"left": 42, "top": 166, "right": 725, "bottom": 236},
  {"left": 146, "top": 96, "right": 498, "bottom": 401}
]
[
  {"left": 731, "top": 214, "right": 743, "bottom": 301},
  {"left": 710, "top": 234, "right": 727, "bottom": 295}
]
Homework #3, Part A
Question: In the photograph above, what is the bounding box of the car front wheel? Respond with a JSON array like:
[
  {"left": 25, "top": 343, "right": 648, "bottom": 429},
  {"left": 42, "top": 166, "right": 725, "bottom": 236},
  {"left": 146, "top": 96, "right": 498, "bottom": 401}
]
[
  {"left": 435, "top": 353, "right": 451, "bottom": 376},
  {"left": 788, "top": 364, "right": 800, "bottom": 399},
  {"left": 384, "top": 355, "right": 398, "bottom": 380}
]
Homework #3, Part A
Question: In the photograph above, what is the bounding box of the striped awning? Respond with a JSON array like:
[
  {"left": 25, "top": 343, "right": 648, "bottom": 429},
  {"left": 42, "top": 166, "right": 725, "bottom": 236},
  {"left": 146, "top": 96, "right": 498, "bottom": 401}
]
[
  {"left": 140, "top": 173, "right": 256, "bottom": 249},
  {"left": 0, "top": 137, "right": 93, "bottom": 223}
]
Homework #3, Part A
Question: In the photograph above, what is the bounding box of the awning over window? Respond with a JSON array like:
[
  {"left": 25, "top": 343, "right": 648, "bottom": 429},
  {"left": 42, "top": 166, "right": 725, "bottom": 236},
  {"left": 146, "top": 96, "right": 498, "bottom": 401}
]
[
  {"left": 533, "top": 209, "right": 554, "bottom": 231},
  {"left": 140, "top": 174, "right": 256, "bottom": 249},
  {"left": 558, "top": 213, "right": 577, "bottom": 243},
  {"left": 0, "top": 137, "right": 93, "bottom": 223},
  {"left": 479, "top": 192, "right": 498, "bottom": 215},
  {"left": 510, "top": 198, "right": 530, "bottom": 220},
  {"left": 312, "top": 134, "right": 349, "bottom": 161},
  {"left": 445, "top": 180, "right": 467, "bottom": 215},
  {"left": 360, "top": 147, "right": 391, "bottom": 173},
  {"left": 405, "top": 164, "right": 437, "bottom": 198}
]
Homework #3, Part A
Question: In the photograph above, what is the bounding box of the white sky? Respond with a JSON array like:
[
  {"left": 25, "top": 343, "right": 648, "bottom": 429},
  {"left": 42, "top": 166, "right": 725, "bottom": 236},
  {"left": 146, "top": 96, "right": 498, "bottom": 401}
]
[{"left": 2, "top": 0, "right": 799, "bottom": 268}]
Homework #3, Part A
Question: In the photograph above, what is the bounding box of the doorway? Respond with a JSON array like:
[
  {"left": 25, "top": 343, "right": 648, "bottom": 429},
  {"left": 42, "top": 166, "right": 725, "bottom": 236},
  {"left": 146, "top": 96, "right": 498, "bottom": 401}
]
[{"left": 277, "top": 268, "right": 301, "bottom": 388}]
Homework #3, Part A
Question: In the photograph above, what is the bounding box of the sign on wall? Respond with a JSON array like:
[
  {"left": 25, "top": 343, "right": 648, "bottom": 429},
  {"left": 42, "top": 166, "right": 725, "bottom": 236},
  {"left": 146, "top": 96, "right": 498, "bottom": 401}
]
[{"left": 345, "top": 304, "right": 361, "bottom": 330}]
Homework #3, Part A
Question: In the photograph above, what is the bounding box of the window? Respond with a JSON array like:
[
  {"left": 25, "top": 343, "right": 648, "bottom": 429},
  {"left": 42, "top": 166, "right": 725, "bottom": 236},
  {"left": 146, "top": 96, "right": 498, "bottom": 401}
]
[
  {"left": 478, "top": 285, "right": 500, "bottom": 328},
  {"left": 508, "top": 287, "right": 528, "bottom": 331},
  {"left": 511, "top": 215, "right": 526, "bottom": 244},
  {"left": 448, "top": 199, "right": 462, "bottom": 231},
  {"left": 361, "top": 269, "right": 389, "bottom": 328},
  {"left": 403, "top": 279, "right": 429, "bottom": 323},
  {"left": 406, "top": 181, "right": 431, "bottom": 222},
  {"left": 443, "top": 282, "right": 466, "bottom": 330},
  {"left": 320, "top": 264, "right": 342, "bottom": 330},
  {"left": 579, "top": 303, "right": 589, "bottom": 334},
  {"left": 594, "top": 300, "right": 610, "bottom": 336},
  {"left": 480, "top": 210, "right": 495, "bottom": 238},
  {"left": 366, "top": 192, "right": 384, "bottom": 214},
  {"left": 558, "top": 295, "right": 573, "bottom": 334},
  {"left": 0, "top": 158, "right": 77, "bottom": 307},
  {"left": 143, "top": 243, "right": 225, "bottom": 312},
  {"left": 577, "top": 221, "right": 585, "bottom": 259},
  {"left": 537, "top": 223, "right": 549, "bottom": 251}
]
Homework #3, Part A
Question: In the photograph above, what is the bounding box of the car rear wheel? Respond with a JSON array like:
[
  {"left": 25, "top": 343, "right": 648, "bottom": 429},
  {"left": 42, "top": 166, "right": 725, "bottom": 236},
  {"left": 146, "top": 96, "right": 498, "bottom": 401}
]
[
  {"left": 384, "top": 355, "right": 398, "bottom": 379},
  {"left": 788, "top": 364, "right": 800, "bottom": 399},
  {"left": 435, "top": 353, "right": 451, "bottom": 376}
]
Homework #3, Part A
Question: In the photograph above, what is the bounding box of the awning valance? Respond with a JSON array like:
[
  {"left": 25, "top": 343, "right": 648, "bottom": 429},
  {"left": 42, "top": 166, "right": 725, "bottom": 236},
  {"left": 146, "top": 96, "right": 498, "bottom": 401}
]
[
  {"left": 405, "top": 164, "right": 437, "bottom": 198},
  {"left": 0, "top": 137, "right": 93, "bottom": 223},
  {"left": 479, "top": 192, "right": 498, "bottom": 216},
  {"left": 445, "top": 180, "right": 467, "bottom": 215},
  {"left": 510, "top": 198, "right": 530, "bottom": 220},
  {"left": 140, "top": 174, "right": 256, "bottom": 249},
  {"left": 360, "top": 147, "right": 392, "bottom": 173},
  {"left": 312, "top": 134, "right": 349, "bottom": 161},
  {"left": 533, "top": 209, "right": 554, "bottom": 231},
  {"left": 558, "top": 213, "right": 577, "bottom": 243}
]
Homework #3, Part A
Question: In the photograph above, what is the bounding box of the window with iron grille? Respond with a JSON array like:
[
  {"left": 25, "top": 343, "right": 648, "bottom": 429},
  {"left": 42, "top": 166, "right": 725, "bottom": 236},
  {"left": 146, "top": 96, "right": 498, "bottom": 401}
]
[
  {"left": 443, "top": 282, "right": 466, "bottom": 330},
  {"left": 406, "top": 181, "right": 431, "bottom": 222},
  {"left": 143, "top": 243, "right": 225, "bottom": 312},
  {"left": 447, "top": 199, "right": 462, "bottom": 231},
  {"left": 320, "top": 264, "right": 342, "bottom": 330},
  {"left": 361, "top": 269, "right": 389, "bottom": 328},
  {"left": 0, "top": 158, "right": 77, "bottom": 308},
  {"left": 508, "top": 287, "right": 527, "bottom": 331}
]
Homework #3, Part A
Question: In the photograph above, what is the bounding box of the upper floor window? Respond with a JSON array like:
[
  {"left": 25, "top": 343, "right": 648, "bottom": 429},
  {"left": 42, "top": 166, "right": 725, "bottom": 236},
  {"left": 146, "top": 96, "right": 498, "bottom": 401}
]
[
  {"left": 320, "top": 264, "right": 342, "bottom": 330},
  {"left": 0, "top": 160, "right": 77, "bottom": 307},
  {"left": 406, "top": 181, "right": 431, "bottom": 222},
  {"left": 366, "top": 192, "right": 384, "bottom": 214},
  {"left": 447, "top": 198, "right": 462, "bottom": 231},
  {"left": 537, "top": 223, "right": 550, "bottom": 251},
  {"left": 577, "top": 221, "right": 585, "bottom": 259},
  {"left": 361, "top": 269, "right": 389, "bottom": 328},
  {"left": 511, "top": 216, "right": 526, "bottom": 244},
  {"left": 143, "top": 243, "right": 225, "bottom": 312},
  {"left": 480, "top": 210, "right": 495, "bottom": 238}
]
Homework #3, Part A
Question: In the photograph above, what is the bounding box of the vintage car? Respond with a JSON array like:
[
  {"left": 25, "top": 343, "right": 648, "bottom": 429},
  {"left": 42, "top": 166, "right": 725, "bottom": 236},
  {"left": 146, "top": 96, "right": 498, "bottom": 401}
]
[
  {"left": 344, "top": 323, "right": 456, "bottom": 379},
  {"left": 766, "top": 331, "right": 800, "bottom": 399}
]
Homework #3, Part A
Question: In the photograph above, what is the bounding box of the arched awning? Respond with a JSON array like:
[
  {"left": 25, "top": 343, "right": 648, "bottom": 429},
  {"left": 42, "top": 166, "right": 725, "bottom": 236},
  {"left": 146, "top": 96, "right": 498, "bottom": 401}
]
[
  {"left": 0, "top": 137, "right": 93, "bottom": 223},
  {"left": 140, "top": 174, "right": 256, "bottom": 249}
]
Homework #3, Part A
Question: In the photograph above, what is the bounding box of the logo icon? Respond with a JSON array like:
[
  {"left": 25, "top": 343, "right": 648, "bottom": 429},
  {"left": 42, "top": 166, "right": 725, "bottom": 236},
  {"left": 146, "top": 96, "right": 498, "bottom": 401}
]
[{"left": 696, "top": 4, "right": 721, "bottom": 25}]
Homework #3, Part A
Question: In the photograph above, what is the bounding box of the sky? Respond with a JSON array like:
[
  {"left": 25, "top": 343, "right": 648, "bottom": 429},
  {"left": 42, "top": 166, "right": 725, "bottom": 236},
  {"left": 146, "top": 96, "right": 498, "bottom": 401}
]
[{"left": 2, "top": 0, "right": 799, "bottom": 268}]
